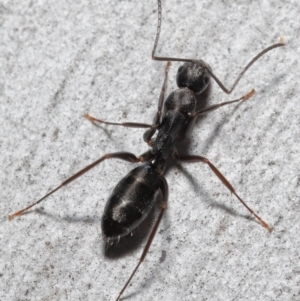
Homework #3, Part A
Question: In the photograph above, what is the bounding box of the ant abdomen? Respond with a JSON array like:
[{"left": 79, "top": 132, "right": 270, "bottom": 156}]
[{"left": 101, "top": 165, "right": 160, "bottom": 241}]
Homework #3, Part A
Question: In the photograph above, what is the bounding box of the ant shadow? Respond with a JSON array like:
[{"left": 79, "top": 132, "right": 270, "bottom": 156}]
[{"left": 33, "top": 194, "right": 169, "bottom": 260}]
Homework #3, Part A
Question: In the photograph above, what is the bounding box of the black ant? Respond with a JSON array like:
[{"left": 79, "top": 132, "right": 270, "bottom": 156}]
[{"left": 9, "top": 0, "right": 284, "bottom": 300}]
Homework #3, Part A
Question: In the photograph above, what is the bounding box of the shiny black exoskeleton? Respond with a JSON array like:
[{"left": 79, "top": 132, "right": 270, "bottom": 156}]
[{"left": 102, "top": 165, "right": 163, "bottom": 239}]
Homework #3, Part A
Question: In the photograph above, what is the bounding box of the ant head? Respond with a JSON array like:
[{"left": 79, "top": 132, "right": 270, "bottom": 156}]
[{"left": 176, "top": 60, "right": 211, "bottom": 94}]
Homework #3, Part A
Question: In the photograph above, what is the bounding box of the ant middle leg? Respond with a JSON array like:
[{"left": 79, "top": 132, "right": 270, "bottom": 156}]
[
  {"left": 8, "top": 151, "right": 153, "bottom": 220},
  {"left": 176, "top": 154, "right": 273, "bottom": 233}
]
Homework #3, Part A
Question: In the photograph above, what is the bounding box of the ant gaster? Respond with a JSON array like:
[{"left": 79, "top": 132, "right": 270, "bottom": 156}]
[{"left": 9, "top": 0, "right": 284, "bottom": 300}]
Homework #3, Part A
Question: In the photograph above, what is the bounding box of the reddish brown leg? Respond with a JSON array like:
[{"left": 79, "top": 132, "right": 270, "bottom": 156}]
[
  {"left": 85, "top": 62, "right": 171, "bottom": 146},
  {"left": 84, "top": 113, "right": 152, "bottom": 129},
  {"left": 9, "top": 151, "right": 152, "bottom": 220},
  {"left": 194, "top": 89, "right": 255, "bottom": 116},
  {"left": 143, "top": 61, "right": 171, "bottom": 144},
  {"left": 179, "top": 89, "right": 255, "bottom": 140},
  {"left": 115, "top": 176, "right": 168, "bottom": 301},
  {"left": 177, "top": 154, "right": 273, "bottom": 232}
]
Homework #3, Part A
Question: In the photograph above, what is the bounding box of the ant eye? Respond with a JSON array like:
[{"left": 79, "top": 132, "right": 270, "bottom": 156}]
[{"left": 178, "top": 66, "right": 183, "bottom": 73}]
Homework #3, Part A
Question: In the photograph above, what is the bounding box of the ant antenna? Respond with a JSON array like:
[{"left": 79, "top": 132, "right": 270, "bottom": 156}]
[{"left": 152, "top": 0, "right": 285, "bottom": 94}]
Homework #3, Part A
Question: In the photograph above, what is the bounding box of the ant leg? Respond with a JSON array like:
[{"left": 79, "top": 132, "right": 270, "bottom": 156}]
[
  {"left": 194, "top": 89, "right": 255, "bottom": 116},
  {"left": 179, "top": 89, "right": 255, "bottom": 140},
  {"left": 177, "top": 154, "right": 273, "bottom": 232},
  {"left": 9, "top": 151, "right": 152, "bottom": 220},
  {"left": 115, "top": 176, "right": 168, "bottom": 301},
  {"left": 84, "top": 61, "right": 171, "bottom": 140},
  {"left": 143, "top": 61, "right": 171, "bottom": 144},
  {"left": 84, "top": 113, "right": 152, "bottom": 129},
  {"left": 152, "top": 0, "right": 285, "bottom": 92}
]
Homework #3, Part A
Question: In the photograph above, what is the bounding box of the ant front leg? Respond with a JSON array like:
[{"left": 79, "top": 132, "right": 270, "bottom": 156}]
[
  {"left": 176, "top": 154, "right": 273, "bottom": 232},
  {"left": 9, "top": 151, "right": 152, "bottom": 220},
  {"left": 194, "top": 89, "right": 255, "bottom": 116},
  {"left": 179, "top": 89, "right": 255, "bottom": 140},
  {"left": 85, "top": 62, "right": 171, "bottom": 146}
]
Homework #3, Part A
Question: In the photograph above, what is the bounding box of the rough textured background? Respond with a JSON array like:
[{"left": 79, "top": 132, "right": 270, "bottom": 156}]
[{"left": 1, "top": 0, "right": 299, "bottom": 300}]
